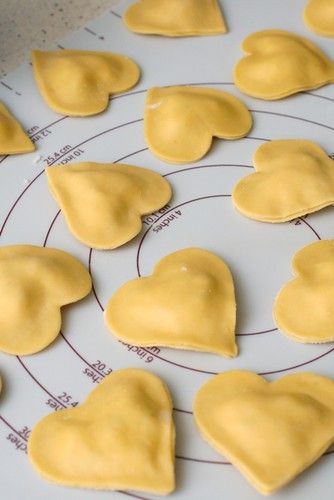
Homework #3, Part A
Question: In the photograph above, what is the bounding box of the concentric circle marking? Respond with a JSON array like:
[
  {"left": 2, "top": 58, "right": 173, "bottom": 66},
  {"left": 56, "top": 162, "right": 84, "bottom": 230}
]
[
  {"left": 82, "top": 149, "right": 330, "bottom": 376},
  {"left": 2, "top": 107, "right": 333, "bottom": 377},
  {"left": 1, "top": 87, "right": 334, "bottom": 471}
]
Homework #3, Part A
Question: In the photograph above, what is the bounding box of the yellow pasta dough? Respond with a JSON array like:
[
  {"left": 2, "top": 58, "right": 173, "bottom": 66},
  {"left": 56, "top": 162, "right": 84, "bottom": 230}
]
[
  {"left": 0, "top": 245, "right": 91, "bottom": 355},
  {"left": 46, "top": 162, "right": 172, "bottom": 249},
  {"left": 234, "top": 30, "right": 334, "bottom": 99},
  {"left": 0, "top": 102, "right": 35, "bottom": 155},
  {"left": 105, "top": 248, "right": 237, "bottom": 357},
  {"left": 28, "top": 368, "right": 175, "bottom": 494},
  {"left": 124, "top": 0, "right": 227, "bottom": 36},
  {"left": 274, "top": 240, "right": 334, "bottom": 343},
  {"left": 145, "top": 86, "right": 252, "bottom": 164},
  {"left": 194, "top": 370, "right": 334, "bottom": 495},
  {"left": 32, "top": 50, "right": 140, "bottom": 116},
  {"left": 232, "top": 140, "right": 334, "bottom": 222},
  {"left": 304, "top": 0, "right": 334, "bottom": 37}
]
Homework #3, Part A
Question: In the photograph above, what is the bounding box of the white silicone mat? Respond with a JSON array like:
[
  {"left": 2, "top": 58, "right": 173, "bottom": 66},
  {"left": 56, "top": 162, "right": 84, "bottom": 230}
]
[{"left": 0, "top": 1, "right": 334, "bottom": 499}]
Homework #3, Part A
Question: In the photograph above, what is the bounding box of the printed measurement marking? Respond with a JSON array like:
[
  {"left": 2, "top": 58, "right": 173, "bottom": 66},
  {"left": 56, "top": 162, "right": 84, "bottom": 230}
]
[
  {"left": 142, "top": 204, "right": 171, "bottom": 226},
  {"left": 45, "top": 399, "right": 64, "bottom": 411},
  {"left": 57, "top": 391, "right": 79, "bottom": 407},
  {"left": 83, "top": 359, "right": 112, "bottom": 384},
  {"left": 58, "top": 147, "right": 85, "bottom": 164},
  {"left": 84, "top": 26, "right": 105, "bottom": 40},
  {"left": 28, "top": 117, "right": 68, "bottom": 144},
  {"left": 18, "top": 425, "right": 31, "bottom": 440},
  {"left": 27, "top": 125, "right": 39, "bottom": 135},
  {"left": 289, "top": 214, "right": 309, "bottom": 226},
  {"left": 119, "top": 341, "right": 155, "bottom": 363},
  {"left": 6, "top": 432, "right": 27, "bottom": 453},
  {"left": 0, "top": 80, "right": 21, "bottom": 95},
  {"left": 31, "top": 128, "right": 52, "bottom": 143},
  {"left": 83, "top": 368, "right": 103, "bottom": 384},
  {"left": 110, "top": 10, "right": 122, "bottom": 19},
  {"left": 43, "top": 144, "right": 72, "bottom": 165},
  {"left": 91, "top": 359, "right": 112, "bottom": 376},
  {"left": 0, "top": 416, "right": 29, "bottom": 454},
  {"left": 84, "top": 27, "right": 97, "bottom": 35},
  {"left": 44, "top": 388, "right": 79, "bottom": 411},
  {"left": 6, "top": 424, "right": 30, "bottom": 453},
  {"left": 18, "top": 117, "right": 68, "bottom": 152},
  {"left": 0, "top": 81, "right": 12, "bottom": 90},
  {"left": 152, "top": 209, "right": 182, "bottom": 233},
  {"left": 16, "top": 337, "right": 105, "bottom": 415}
]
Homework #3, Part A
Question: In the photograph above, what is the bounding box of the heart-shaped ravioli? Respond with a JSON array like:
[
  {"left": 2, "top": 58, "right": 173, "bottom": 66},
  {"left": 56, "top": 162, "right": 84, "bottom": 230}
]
[
  {"left": 274, "top": 240, "right": 334, "bottom": 342},
  {"left": 105, "top": 248, "right": 237, "bottom": 357},
  {"left": 194, "top": 370, "right": 334, "bottom": 495},
  {"left": 232, "top": 140, "right": 334, "bottom": 222},
  {"left": 145, "top": 86, "right": 252, "bottom": 164},
  {"left": 124, "top": 0, "right": 227, "bottom": 36},
  {"left": 0, "top": 245, "right": 91, "bottom": 355},
  {"left": 234, "top": 30, "right": 334, "bottom": 99},
  {"left": 0, "top": 102, "right": 35, "bottom": 155},
  {"left": 32, "top": 50, "right": 140, "bottom": 116},
  {"left": 28, "top": 368, "right": 175, "bottom": 494},
  {"left": 304, "top": 0, "right": 334, "bottom": 37},
  {"left": 46, "top": 162, "right": 172, "bottom": 249}
]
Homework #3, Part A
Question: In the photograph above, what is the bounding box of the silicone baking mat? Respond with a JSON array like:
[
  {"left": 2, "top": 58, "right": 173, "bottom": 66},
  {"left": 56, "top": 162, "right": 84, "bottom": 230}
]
[{"left": 0, "top": 1, "right": 334, "bottom": 498}]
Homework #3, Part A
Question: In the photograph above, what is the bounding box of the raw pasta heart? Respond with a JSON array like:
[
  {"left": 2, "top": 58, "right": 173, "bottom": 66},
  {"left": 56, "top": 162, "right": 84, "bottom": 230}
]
[
  {"left": 123, "top": 0, "right": 227, "bottom": 36},
  {"left": 105, "top": 248, "right": 237, "bottom": 357},
  {"left": 28, "top": 368, "right": 175, "bottom": 494},
  {"left": 0, "top": 245, "right": 91, "bottom": 355},
  {"left": 144, "top": 86, "right": 252, "bottom": 164},
  {"left": 304, "top": 0, "right": 334, "bottom": 37},
  {"left": 274, "top": 240, "right": 334, "bottom": 342},
  {"left": 194, "top": 370, "right": 334, "bottom": 495},
  {"left": 232, "top": 139, "right": 334, "bottom": 222},
  {"left": 233, "top": 30, "right": 334, "bottom": 99},
  {"left": 0, "top": 102, "right": 35, "bottom": 155},
  {"left": 46, "top": 162, "right": 172, "bottom": 249},
  {"left": 32, "top": 50, "right": 140, "bottom": 116}
]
